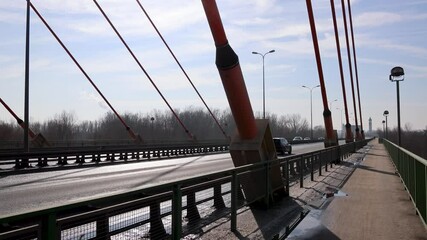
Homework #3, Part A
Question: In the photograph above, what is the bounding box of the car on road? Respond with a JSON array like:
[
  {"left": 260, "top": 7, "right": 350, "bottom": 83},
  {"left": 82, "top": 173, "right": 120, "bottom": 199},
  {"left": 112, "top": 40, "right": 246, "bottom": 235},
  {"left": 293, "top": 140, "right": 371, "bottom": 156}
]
[
  {"left": 304, "top": 137, "right": 311, "bottom": 141},
  {"left": 293, "top": 136, "right": 303, "bottom": 141},
  {"left": 273, "top": 137, "right": 292, "bottom": 155}
]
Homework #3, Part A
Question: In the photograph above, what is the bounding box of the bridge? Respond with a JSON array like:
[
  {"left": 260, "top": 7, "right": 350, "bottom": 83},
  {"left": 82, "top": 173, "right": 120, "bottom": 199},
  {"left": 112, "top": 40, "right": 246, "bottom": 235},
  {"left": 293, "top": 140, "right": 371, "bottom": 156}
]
[{"left": 1, "top": 0, "right": 426, "bottom": 239}]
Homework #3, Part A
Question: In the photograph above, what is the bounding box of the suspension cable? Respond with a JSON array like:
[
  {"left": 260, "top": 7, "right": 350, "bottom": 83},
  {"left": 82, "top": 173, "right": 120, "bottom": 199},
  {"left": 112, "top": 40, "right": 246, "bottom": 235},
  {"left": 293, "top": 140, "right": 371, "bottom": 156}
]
[
  {"left": 135, "top": 0, "right": 228, "bottom": 139},
  {"left": 29, "top": 2, "right": 140, "bottom": 141},
  {"left": 340, "top": 0, "right": 360, "bottom": 137},
  {"left": 0, "top": 97, "right": 36, "bottom": 138},
  {"left": 347, "top": 0, "right": 364, "bottom": 135},
  {"left": 93, "top": 0, "right": 194, "bottom": 140},
  {"left": 330, "top": 0, "right": 351, "bottom": 126}
]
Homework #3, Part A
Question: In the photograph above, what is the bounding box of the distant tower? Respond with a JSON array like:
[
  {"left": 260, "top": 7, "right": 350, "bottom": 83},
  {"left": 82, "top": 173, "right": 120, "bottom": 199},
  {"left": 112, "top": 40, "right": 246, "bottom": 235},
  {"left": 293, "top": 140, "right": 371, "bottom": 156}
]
[{"left": 369, "top": 117, "right": 372, "bottom": 134}]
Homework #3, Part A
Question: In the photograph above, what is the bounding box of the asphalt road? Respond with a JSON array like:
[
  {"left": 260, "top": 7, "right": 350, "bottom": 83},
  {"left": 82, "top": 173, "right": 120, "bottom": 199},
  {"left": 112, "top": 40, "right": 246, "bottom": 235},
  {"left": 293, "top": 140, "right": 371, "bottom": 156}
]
[{"left": 0, "top": 142, "right": 331, "bottom": 216}]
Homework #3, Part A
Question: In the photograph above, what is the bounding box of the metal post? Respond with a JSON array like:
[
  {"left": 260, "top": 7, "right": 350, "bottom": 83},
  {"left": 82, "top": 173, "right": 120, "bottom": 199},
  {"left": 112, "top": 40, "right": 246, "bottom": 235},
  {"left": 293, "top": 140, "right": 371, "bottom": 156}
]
[
  {"left": 285, "top": 159, "right": 290, "bottom": 194},
  {"left": 302, "top": 85, "right": 319, "bottom": 140},
  {"left": 382, "top": 120, "right": 387, "bottom": 139},
  {"left": 41, "top": 213, "right": 57, "bottom": 240},
  {"left": 311, "top": 154, "right": 314, "bottom": 181},
  {"left": 262, "top": 55, "right": 265, "bottom": 119},
  {"left": 24, "top": 0, "right": 31, "bottom": 166},
  {"left": 172, "top": 184, "right": 182, "bottom": 239},
  {"left": 214, "top": 184, "right": 225, "bottom": 209},
  {"left": 310, "top": 89, "right": 313, "bottom": 139},
  {"left": 253, "top": 50, "right": 275, "bottom": 119},
  {"left": 231, "top": 173, "right": 237, "bottom": 232},
  {"left": 385, "top": 116, "right": 388, "bottom": 139},
  {"left": 396, "top": 81, "right": 401, "bottom": 146},
  {"left": 299, "top": 156, "right": 304, "bottom": 188},
  {"left": 186, "top": 191, "right": 200, "bottom": 223}
]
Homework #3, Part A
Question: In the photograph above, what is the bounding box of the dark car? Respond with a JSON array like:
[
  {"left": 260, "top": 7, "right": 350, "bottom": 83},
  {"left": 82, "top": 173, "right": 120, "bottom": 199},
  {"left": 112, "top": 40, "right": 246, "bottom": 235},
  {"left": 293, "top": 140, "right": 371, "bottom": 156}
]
[{"left": 273, "top": 137, "right": 292, "bottom": 155}]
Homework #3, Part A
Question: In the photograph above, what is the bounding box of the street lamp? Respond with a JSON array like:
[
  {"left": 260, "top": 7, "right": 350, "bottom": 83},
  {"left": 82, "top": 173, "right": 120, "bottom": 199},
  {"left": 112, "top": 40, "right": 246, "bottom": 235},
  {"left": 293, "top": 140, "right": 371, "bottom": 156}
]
[
  {"left": 252, "top": 49, "right": 275, "bottom": 119},
  {"left": 150, "top": 117, "right": 155, "bottom": 140},
  {"left": 336, "top": 107, "right": 343, "bottom": 137},
  {"left": 382, "top": 120, "right": 385, "bottom": 138},
  {"left": 383, "top": 110, "right": 389, "bottom": 139},
  {"left": 389, "top": 66, "right": 404, "bottom": 146},
  {"left": 302, "top": 85, "right": 320, "bottom": 140}
]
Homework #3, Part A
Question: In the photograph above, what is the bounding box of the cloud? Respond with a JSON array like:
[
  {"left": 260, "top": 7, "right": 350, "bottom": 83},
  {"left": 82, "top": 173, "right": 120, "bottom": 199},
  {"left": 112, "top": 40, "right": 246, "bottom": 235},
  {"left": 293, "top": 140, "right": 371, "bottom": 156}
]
[
  {"left": 79, "top": 90, "right": 108, "bottom": 110},
  {"left": 354, "top": 12, "right": 403, "bottom": 28}
]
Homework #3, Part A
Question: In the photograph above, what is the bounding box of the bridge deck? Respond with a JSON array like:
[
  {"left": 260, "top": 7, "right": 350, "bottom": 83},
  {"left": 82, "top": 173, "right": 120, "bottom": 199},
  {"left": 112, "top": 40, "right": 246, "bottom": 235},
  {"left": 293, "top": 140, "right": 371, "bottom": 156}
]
[
  {"left": 198, "top": 139, "right": 426, "bottom": 239},
  {"left": 288, "top": 139, "right": 427, "bottom": 239}
]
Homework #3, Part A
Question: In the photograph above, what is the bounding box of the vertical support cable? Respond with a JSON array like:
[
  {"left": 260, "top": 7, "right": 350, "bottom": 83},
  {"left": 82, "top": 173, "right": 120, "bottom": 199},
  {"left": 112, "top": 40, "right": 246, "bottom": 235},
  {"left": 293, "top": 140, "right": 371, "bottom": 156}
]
[
  {"left": 341, "top": 0, "right": 361, "bottom": 140},
  {"left": 347, "top": 0, "right": 364, "bottom": 139},
  {"left": 93, "top": 0, "right": 194, "bottom": 140},
  {"left": 29, "top": 2, "right": 140, "bottom": 141},
  {"left": 330, "top": 0, "right": 353, "bottom": 143},
  {"left": 24, "top": 0, "right": 31, "bottom": 164},
  {"left": 135, "top": 0, "right": 228, "bottom": 139},
  {"left": 305, "top": 0, "right": 335, "bottom": 146}
]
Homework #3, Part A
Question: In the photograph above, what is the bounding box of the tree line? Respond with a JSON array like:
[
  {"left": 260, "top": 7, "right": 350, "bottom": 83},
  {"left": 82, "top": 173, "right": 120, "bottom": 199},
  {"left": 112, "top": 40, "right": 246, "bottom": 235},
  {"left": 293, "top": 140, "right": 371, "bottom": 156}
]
[
  {"left": 0, "top": 108, "right": 325, "bottom": 143},
  {"left": 377, "top": 125, "right": 427, "bottom": 159}
]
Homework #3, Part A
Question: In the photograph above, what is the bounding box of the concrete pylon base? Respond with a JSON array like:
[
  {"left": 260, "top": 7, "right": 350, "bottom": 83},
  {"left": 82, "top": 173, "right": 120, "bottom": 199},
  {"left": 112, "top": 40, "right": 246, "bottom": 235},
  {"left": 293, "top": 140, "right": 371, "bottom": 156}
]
[
  {"left": 324, "top": 130, "right": 339, "bottom": 148},
  {"left": 229, "top": 119, "right": 285, "bottom": 205},
  {"left": 31, "top": 133, "right": 49, "bottom": 147}
]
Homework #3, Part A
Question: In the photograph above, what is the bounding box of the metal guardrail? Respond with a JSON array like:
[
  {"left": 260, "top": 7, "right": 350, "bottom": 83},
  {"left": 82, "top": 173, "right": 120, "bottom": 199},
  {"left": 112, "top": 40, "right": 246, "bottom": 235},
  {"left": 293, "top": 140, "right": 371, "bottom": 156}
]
[
  {"left": 0, "top": 139, "right": 371, "bottom": 239},
  {"left": 0, "top": 140, "right": 229, "bottom": 171},
  {"left": 382, "top": 139, "right": 427, "bottom": 226}
]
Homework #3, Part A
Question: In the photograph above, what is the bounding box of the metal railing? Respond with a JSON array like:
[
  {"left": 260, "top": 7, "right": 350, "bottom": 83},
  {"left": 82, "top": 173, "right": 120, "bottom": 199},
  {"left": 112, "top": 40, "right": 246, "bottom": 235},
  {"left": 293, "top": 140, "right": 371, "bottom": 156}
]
[
  {"left": 382, "top": 139, "right": 427, "bottom": 226},
  {"left": 0, "top": 139, "right": 371, "bottom": 239},
  {"left": 0, "top": 140, "right": 229, "bottom": 171}
]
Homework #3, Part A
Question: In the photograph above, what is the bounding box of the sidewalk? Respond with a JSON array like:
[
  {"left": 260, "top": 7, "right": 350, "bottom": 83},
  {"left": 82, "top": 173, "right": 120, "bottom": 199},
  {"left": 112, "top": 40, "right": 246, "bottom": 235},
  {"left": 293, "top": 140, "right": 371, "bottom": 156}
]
[
  {"left": 198, "top": 139, "right": 427, "bottom": 239},
  {"left": 288, "top": 139, "right": 427, "bottom": 239}
]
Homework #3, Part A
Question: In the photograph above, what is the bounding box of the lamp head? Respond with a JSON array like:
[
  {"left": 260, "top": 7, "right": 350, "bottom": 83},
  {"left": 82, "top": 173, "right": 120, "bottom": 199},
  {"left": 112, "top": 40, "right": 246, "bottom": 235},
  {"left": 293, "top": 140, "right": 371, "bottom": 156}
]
[
  {"left": 252, "top": 51, "right": 259, "bottom": 55},
  {"left": 269, "top": 49, "right": 275, "bottom": 53},
  {"left": 383, "top": 110, "right": 389, "bottom": 117},
  {"left": 389, "top": 66, "right": 404, "bottom": 81}
]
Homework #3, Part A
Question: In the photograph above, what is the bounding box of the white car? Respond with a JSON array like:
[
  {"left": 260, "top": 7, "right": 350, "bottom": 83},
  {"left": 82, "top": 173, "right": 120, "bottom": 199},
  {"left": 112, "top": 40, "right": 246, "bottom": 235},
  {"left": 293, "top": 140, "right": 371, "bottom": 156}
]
[{"left": 293, "top": 136, "right": 303, "bottom": 141}]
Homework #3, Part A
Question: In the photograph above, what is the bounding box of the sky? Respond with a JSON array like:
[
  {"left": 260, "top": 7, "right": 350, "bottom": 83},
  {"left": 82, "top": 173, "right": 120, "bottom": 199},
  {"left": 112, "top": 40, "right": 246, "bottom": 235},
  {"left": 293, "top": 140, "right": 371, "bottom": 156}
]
[{"left": 1, "top": 0, "right": 426, "bottom": 134}]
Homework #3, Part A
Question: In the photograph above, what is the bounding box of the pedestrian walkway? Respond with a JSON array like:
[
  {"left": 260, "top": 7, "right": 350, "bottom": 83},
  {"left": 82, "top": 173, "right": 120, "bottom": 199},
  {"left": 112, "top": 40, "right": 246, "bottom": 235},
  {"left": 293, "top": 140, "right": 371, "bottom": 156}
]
[
  {"left": 288, "top": 139, "right": 427, "bottom": 239},
  {"left": 199, "top": 139, "right": 426, "bottom": 239}
]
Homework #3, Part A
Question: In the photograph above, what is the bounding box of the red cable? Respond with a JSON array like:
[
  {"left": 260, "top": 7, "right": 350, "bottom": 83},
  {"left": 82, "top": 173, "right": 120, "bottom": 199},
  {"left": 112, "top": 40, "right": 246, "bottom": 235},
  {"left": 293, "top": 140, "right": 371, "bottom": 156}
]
[
  {"left": 135, "top": 0, "right": 228, "bottom": 139},
  {"left": 340, "top": 0, "right": 360, "bottom": 136},
  {"left": 93, "top": 0, "right": 194, "bottom": 140},
  {"left": 347, "top": 0, "right": 364, "bottom": 134},
  {"left": 29, "top": 3, "right": 139, "bottom": 140}
]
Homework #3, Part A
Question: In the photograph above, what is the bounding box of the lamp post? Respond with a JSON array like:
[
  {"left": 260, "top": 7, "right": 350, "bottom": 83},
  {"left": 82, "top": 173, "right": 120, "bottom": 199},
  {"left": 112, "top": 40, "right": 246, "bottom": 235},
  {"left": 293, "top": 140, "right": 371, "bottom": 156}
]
[
  {"left": 336, "top": 107, "right": 343, "bottom": 138},
  {"left": 382, "top": 120, "right": 385, "bottom": 138},
  {"left": 150, "top": 117, "right": 155, "bottom": 140},
  {"left": 389, "top": 66, "right": 404, "bottom": 146},
  {"left": 302, "top": 85, "right": 320, "bottom": 140},
  {"left": 252, "top": 49, "right": 275, "bottom": 119},
  {"left": 383, "top": 110, "right": 389, "bottom": 139}
]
